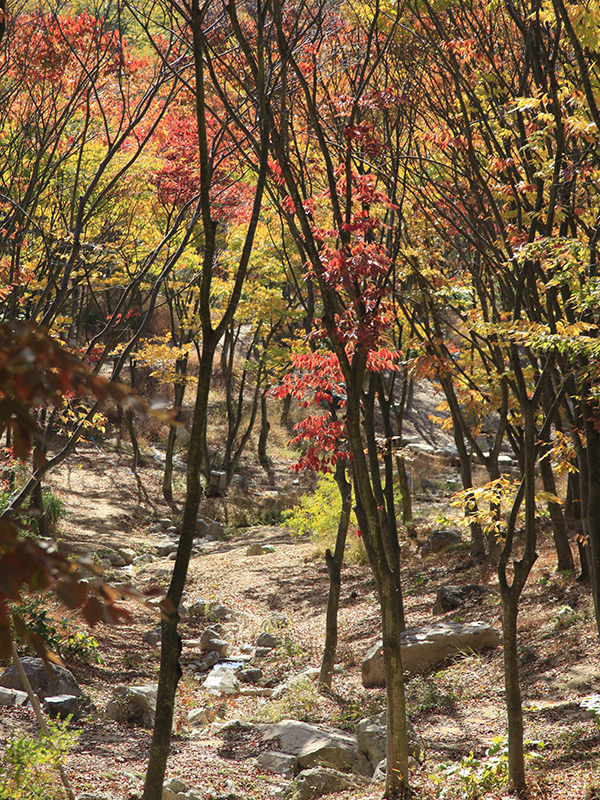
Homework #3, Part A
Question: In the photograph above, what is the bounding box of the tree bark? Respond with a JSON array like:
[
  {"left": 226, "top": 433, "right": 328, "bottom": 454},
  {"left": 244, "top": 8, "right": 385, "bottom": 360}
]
[{"left": 319, "top": 462, "right": 351, "bottom": 689}]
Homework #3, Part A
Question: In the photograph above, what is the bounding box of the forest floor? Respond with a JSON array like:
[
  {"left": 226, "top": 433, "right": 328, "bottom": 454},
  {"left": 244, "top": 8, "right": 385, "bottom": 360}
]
[{"left": 2, "top": 391, "right": 600, "bottom": 800}]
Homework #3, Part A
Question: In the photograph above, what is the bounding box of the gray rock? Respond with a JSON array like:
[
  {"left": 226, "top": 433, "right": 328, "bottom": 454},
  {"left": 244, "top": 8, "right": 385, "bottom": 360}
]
[
  {"left": 432, "top": 585, "right": 493, "bottom": 614},
  {"left": 357, "top": 711, "right": 421, "bottom": 776},
  {"left": 237, "top": 668, "right": 263, "bottom": 684},
  {"left": 0, "top": 686, "right": 28, "bottom": 705},
  {"left": 188, "top": 706, "right": 214, "bottom": 728},
  {"left": 105, "top": 684, "right": 158, "bottom": 727},
  {"left": 156, "top": 540, "right": 177, "bottom": 557},
  {"left": 257, "top": 750, "right": 297, "bottom": 778},
  {"left": 117, "top": 547, "right": 136, "bottom": 565},
  {"left": 216, "top": 718, "right": 253, "bottom": 735},
  {"left": 420, "top": 528, "right": 463, "bottom": 556},
  {"left": 209, "top": 603, "right": 235, "bottom": 621},
  {"left": 362, "top": 621, "right": 501, "bottom": 686},
  {"left": 256, "top": 632, "right": 280, "bottom": 649},
  {"left": 203, "top": 667, "right": 240, "bottom": 695},
  {"left": 162, "top": 777, "right": 189, "bottom": 800},
  {"left": 254, "top": 647, "right": 273, "bottom": 659},
  {"left": 206, "top": 521, "right": 225, "bottom": 539},
  {"left": 0, "top": 657, "right": 81, "bottom": 699},
  {"left": 371, "top": 757, "right": 418, "bottom": 783},
  {"left": 201, "top": 626, "right": 229, "bottom": 656},
  {"left": 133, "top": 553, "right": 156, "bottom": 565},
  {"left": 142, "top": 628, "right": 162, "bottom": 646},
  {"left": 76, "top": 795, "right": 112, "bottom": 800},
  {"left": 295, "top": 766, "right": 355, "bottom": 799},
  {"left": 188, "top": 599, "right": 210, "bottom": 616},
  {"left": 259, "top": 719, "right": 358, "bottom": 771},
  {"left": 44, "top": 694, "right": 79, "bottom": 719}
]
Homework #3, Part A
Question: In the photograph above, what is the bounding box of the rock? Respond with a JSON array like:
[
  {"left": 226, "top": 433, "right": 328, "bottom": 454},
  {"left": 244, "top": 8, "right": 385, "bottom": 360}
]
[
  {"left": 257, "top": 750, "right": 297, "bottom": 778},
  {"left": 295, "top": 766, "right": 355, "bottom": 800},
  {"left": 188, "top": 599, "right": 210, "bottom": 616},
  {"left": 420, "top": 528, "right": 463, "bottom": 556},
  {"left": 156, "top": 540, "right": 177, "bottom": 557},
  {"left": 44, "top": 694, "right": 79, "bottom": 719},
  {"left": 362, "top": 621, "right": 501, "bottom": 686},
  {"left": 76, "top": 795, "right": 112, "bottom": 800},
  {"left": 105, "top": 684, "right": 158, "bottom": 727},
  {"left": 142, "top": 628, "right": 162, "bottom": 646},
  {"left": 162, "top": 777, "right": 189, "bottom": 800},
  {"left": 255, "top": 632, "right": 280, "bottom": 649},
  {"left": 432, "top": 585, "right": 494, "bottom": 615},
  {"left": 203, "top": 667, "right": 240, "bottom": 695},
  {"left": 201, "top": 626, "right": 228, "bottom": 656},
  {"left": 371, "top": 757, "right": 417, "bottom": 783},
  {"left": 259, "top": 719, "right": 358, "bottom": 771},
  {"left": 216, "top": 718, "right": 254, "bottom": 735},
  {"left": 0, "top": 686, "right": 28, "bottom": 705},
  {"left": 246, "top": 543, "right": 266, "bottom": 556},
  {"left": 0, "top": 657, "right": 81, "bottom": 699},
  {"left": 117, "top": 547, "right": 136, "bottom": 565},
  {"left": 206, "top": 521, "right": 225, "bottom": 539},
  {"left": 133, "top": 553, "right": 156, "bottom": 565},
  {"left": 237, "top": 668, "right": 263, "bottom": 684},
  {"left": 254, "top": 647, "right": 273, "bottom": 659},
  {"left": 188, "top": 706, "right": 213, "bottom": 728},
  {"left": 198, "top": 652, "right": 220, "bottom": 670},
  {"left": 209, "top": 602, "right": 235, "bottom": 621},
  {"left": 357, "top": 711, "right": 421, "bottom": 776},
  {"left": 150, "top": 523, "right": 163, "bottom": 533}
]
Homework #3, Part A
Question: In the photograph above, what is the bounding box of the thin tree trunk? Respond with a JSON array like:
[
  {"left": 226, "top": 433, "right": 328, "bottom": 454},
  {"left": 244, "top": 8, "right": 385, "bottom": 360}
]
[
  {"left": 258, "top": 389, "right": 275, "bottom": 485},
  {"left": 163, "top": 363, "right": 187, "bottom": 502},
  {"left": 319, "top": 462, "right": 351, "bottom": 688},
  {"left": 539, "top": 449, "right": 573, "bottom": 572}
]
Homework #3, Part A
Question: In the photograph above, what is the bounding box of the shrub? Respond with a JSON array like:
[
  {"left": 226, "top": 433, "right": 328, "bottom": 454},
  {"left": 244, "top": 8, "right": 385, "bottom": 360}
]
[
  {"left": 284, "top": 473, "right": 366, "bottom": 564},
  {"left": 0, "top": 718, "right": 80, "bottom": 800}
]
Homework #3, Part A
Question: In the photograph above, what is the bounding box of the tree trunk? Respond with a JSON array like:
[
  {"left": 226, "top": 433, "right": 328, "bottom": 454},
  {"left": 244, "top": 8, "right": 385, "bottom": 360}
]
[
  {"left": 31, "top": 480, "right": 51, "bottom": 539},
  {"left": 502, "top": 591, "right": 526, "bottom": 793},
  {"left": 163, "top": 362, "right": 188, "bottom": 502},
  {"left": 395, "top": 455, "right": 412, "bottom": 525},
  {"left": 258, "top": 389, "right": 275, "bottom": 485},
  {"left": 319, "top": 462, "right": 351, "bottom": 689},
  {"left": 539, "top": 448, "right": 573, "bottom": 572},
  {"left": 142, "top": 346, "right": 214, "bottom": 800}
]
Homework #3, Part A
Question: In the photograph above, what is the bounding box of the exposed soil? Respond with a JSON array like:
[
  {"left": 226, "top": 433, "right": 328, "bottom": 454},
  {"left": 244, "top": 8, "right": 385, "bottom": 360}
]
[{"left": 2, "top": 391, "right": 600, "bottom": 800}]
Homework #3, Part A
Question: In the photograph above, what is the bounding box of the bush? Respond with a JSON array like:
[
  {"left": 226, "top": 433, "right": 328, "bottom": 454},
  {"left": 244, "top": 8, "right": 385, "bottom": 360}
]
[
  {"left": 284, "top": 473, "right": 366, "bottom": 564},
  {"left": 0, "top": 718, "right": 79, "bottom": 800}
]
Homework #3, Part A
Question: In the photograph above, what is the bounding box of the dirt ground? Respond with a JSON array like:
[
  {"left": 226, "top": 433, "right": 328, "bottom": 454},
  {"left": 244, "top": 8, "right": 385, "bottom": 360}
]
[{"left": 2, "top": 408, "right": 600, "bottom": 799}]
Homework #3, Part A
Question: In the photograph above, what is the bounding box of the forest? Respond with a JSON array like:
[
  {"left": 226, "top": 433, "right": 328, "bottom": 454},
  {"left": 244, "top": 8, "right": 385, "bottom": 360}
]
[{"left": 1, "top": 0, "right": 600, "bottom": 798}]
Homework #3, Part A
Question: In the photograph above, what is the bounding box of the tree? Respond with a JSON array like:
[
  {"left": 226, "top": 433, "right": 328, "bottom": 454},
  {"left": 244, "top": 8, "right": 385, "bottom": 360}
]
[
  {"left": 0, "top": 322, "right": 168, "bottom": 659},
  {"left": 140, "top": 0, "right": 271, "bottom": 794}
]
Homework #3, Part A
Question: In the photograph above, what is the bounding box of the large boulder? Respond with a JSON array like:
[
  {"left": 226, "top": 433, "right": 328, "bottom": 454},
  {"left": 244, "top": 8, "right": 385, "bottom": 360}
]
[
  {"left": 259, "top": 719, "right": 358, "bottom": 771},
  {"left": 0, "top": 657, "right": 81, "bottom": 699},
  {"left": 362, "top": 621, "right": 501, "bottom": 686},
  {"left": 105, "top": 684, "right": 157, "bottom": 727}
]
